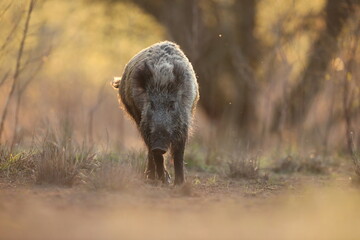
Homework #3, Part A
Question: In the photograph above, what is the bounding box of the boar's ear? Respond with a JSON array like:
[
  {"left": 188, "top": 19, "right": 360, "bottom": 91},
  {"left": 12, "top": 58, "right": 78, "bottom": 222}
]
[
  {"left": 111, "top": 77, "right": 121, "bottom": 89},
  {"left": 135, "top": 61, "right": 152, "bottom": 90}
]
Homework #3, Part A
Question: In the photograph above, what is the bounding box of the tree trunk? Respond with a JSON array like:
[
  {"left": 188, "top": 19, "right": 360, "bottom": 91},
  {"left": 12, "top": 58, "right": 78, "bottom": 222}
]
[
  {"left": 130, "top": 0, "right": 260, "bottom": 130},
  {"left": 271, "top": 0, "right": 356, "bottom": 131},
  {"left": 230, "top": 0, "right": 260, "bottom": 136}
]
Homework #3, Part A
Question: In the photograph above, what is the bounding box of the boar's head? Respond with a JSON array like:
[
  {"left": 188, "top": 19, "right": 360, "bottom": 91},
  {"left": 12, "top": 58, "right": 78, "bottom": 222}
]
[{"left": 134, "top": 61, "right": 185, "bottom": 155}]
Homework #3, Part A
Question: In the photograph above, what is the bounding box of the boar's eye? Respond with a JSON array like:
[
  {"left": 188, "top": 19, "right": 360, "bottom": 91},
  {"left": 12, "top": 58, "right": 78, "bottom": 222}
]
[{"left": 168, "top": 101, "right": 176, "bottom": 111}]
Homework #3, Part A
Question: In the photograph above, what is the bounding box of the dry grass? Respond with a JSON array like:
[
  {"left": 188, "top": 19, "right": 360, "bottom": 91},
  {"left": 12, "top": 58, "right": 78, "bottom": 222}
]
[
  {"left": 349, "top": 149, "right": 360, "bottom": 185},
  {"left": 0, "top": 146, "right": 35, "bottom": 181},
  {"left": 184, "top": 141, "right": 218, "bottom": 172},
  {"left": 349, "top": 138, "right": 360, "bottom": 178},
  {"left": 87, "top": 160, "right": 134, "bottom": 191},
  {"left": 85, "top": 152, "right": 143, "bottom": 191},
  {"left": 1, "top": 132, "right": 146, "bottom": 189},
  {"left": 355, "top": 160, "right": 360, "bottom": 177},
  {"left": 33, "top": 130, "right": 97, "bottom": 186},
  {"left": 273, "top": 153, "right": 327, "bottom": 174},
  {"left": 226, "top": 149, "right": 260, "bottom": 179}
]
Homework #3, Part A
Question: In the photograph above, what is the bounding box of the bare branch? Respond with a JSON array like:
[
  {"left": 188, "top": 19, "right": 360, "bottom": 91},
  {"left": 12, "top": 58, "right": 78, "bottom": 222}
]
[
  {"left": 88, "top": 81, "right": 108, "bottom": 144},
  {"left": 0, "top": 13, "right": 22, "bottom": 54},
  {"left": 11, "top": 36, "right": 53, "bottom": 148},
  {"left": 0, "top": 70, "right": 10, "bottom": 87},
  {"left": 0, "top": 2, "right": 12, "bottom": 20},
  {"left": 19, "top": 52, "right": 49, "bottom": 74},
  {"left": 0, "top": 0, "right": 35, "bottom": 142},
  {"left": 343, "top": 19, "right": 360, "bottom": 175}
]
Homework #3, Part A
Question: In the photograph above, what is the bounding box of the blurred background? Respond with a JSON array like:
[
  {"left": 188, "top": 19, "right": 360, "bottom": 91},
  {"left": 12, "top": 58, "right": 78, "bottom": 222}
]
[
  {"left": 2, "top": 2, "right": 360, "bottom": 238},
  {"left": 0, "top": 0, "right": 359, "bottom": 156}
]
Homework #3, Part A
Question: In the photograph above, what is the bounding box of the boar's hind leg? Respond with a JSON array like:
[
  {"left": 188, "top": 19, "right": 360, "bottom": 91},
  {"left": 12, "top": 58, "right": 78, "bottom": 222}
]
[
  {"left": 145, "top": 150, "right": 156, "bottom": 180},
  {"left": 172, "top": 141, "right": 185, "bottom": 185}
]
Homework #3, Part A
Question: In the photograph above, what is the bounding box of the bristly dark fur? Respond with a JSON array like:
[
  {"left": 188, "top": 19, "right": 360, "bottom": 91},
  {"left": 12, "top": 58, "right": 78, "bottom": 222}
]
[{"left": 114, "top": 41, "right": 199, "bottom": 185}]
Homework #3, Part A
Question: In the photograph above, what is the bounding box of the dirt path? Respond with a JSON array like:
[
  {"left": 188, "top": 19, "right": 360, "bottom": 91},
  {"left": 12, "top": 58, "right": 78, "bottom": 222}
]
[{"left": 1, "top": 172, "right": 359, "bottom": 240}]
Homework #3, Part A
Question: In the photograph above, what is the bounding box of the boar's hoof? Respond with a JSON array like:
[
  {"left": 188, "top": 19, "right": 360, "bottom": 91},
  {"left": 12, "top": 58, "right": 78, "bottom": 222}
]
[{"left": 174, "top": 177, "right": 184, "bottom": 186}]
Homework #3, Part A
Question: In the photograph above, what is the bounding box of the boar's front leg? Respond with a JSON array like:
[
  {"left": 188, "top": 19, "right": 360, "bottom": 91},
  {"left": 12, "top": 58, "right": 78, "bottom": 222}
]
[
  {"left": 172, "top": 141, "right": 185, "bottom": 185},
  {"left": 145, "top": 150, "right": 156, "bottom": 180},
  {"left": 152, "top": 152, "right": 171, "bottom": 184}
]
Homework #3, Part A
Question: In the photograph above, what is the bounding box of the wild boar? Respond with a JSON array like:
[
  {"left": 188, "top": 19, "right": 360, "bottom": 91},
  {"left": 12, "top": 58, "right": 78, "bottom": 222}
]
[{"left": 112, "top": 41, "right": 199, "bottom": 185}]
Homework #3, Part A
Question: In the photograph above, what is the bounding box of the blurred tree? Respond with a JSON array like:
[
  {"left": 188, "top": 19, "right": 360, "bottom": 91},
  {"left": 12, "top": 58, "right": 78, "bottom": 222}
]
[
  {"left": 0, "top": 0, "right": 52, "bottom": 145},
  {"left": 0, "top": 0, "right": 35, "bottom": 143},
  {"left": 229, "top": 0, "right": 260, "bottom": 135},
  {"left": 271, "top": 0, "right": 359, "bottom": 131},
  {"left": 101, "top": 0, "right": 262, "bottom": 137},
  {"left": 91, "top": 0, "right": 360, "bottom": 145}
]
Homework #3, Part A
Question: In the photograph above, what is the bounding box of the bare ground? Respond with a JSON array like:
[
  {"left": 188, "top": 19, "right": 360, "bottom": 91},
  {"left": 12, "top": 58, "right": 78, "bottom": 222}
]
[{"left": 1, "top": 170, "right": 360, "bottom": 240}]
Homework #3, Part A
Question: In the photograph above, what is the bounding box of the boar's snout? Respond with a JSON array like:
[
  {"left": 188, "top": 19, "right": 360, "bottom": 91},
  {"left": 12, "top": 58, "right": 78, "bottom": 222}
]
[
  {"left": 150, "top": 126, "right": 170, "bottom": 155},
  {"left": 152, "top": 147, "right": 167, "bottom": 155}
]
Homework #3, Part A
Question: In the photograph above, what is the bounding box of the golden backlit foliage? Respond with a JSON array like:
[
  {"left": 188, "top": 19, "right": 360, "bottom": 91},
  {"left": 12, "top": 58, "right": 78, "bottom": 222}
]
[
  {"left": 0, "top": 0, "right": 164, "bottom": 148},
  {"left": 0, "top": 0, "right": 359, "bottom": 154}
]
